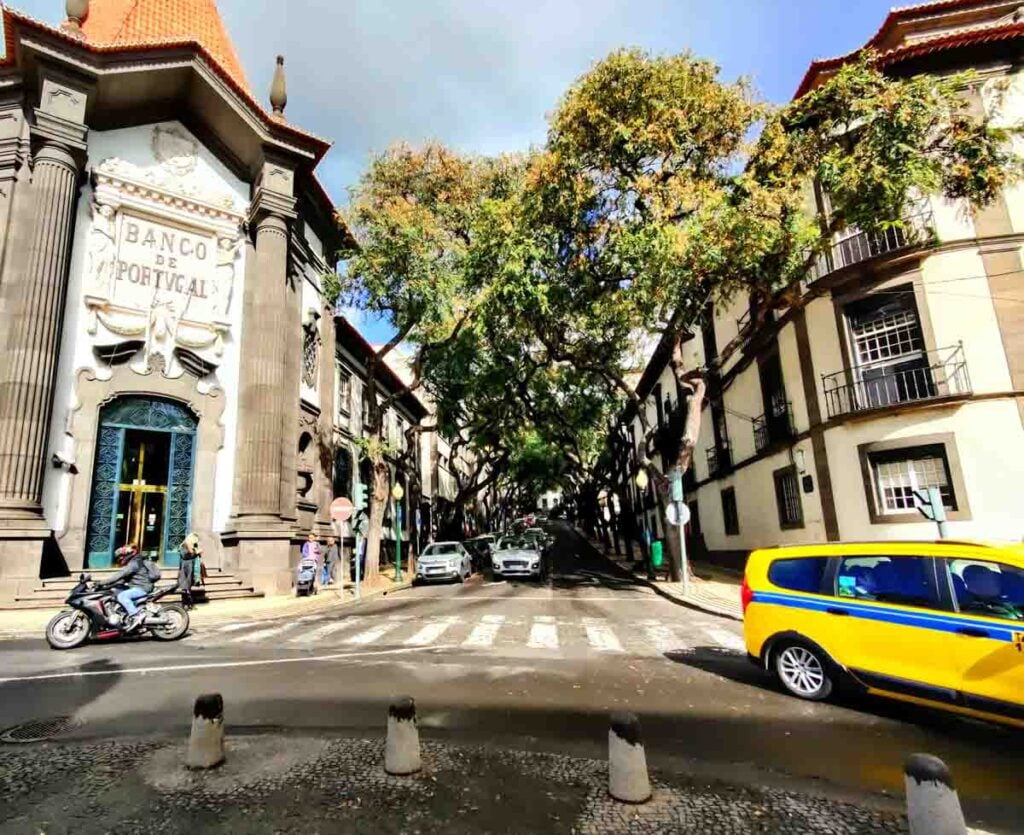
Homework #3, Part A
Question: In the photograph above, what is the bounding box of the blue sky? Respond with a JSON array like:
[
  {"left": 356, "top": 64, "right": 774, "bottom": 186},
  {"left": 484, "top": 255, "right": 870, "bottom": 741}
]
[{"left": 12, "top": 0, "right": 902, "bottom": 341}]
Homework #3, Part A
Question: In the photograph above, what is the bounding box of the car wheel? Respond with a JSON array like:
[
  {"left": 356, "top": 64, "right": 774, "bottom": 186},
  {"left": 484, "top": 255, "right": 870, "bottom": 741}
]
[{"left": 773, "top": 642, "right": 834, "bottom": 701}]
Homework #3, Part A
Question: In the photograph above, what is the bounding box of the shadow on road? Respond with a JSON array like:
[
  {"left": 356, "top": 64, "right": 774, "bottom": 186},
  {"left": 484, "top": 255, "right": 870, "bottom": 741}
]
[{"left": 0, "top": 657, "right": 123, "bottom": 734}]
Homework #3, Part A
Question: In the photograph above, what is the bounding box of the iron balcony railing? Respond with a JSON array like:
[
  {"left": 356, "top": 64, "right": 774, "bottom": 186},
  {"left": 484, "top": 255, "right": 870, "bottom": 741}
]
[
  {"left": 822, "top": 343, "right": 971, "bottom": 420},
  {"left": 807, "top": 208, "right": 935, "bottom": 284},
  {"left": 705, "top": 442, "right": 732, "bottom": 480},
  {"left": 753, "top": 401, "right": 795, "bottom": 453}
]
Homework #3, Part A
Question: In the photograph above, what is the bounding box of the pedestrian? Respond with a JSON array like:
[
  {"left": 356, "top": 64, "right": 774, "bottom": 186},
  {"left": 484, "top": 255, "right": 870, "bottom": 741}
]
[
  {"left": 177, "top": 533, "right": 201, "bottom": 610},
  {"left": 302, "top": 532, "right": 322, "bottom": 589},
  {"left": 323, "top": 535, "right": 340, "bottom": 586}
]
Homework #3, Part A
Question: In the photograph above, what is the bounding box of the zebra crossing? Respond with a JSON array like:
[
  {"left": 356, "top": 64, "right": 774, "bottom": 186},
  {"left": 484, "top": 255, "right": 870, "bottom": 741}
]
[{"left": 197, "top": 612, "right": 745, "bottom": 658}]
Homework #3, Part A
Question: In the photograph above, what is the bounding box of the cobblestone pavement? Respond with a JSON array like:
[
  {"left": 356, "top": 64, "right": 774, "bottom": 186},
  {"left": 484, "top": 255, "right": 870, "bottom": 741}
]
[{"left": 0, "top": 735, "right": 907, "bottom": 834}]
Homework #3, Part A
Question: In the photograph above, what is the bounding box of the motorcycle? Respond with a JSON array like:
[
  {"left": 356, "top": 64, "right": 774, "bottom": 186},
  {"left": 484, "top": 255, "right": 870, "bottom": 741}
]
[{"left": 45, "top": 574, "right": 190, "bottom": 650}]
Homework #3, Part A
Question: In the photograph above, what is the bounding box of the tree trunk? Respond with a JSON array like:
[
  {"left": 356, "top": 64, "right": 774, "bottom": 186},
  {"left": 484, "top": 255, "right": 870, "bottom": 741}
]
[{"left": 364, "top": 460, "right": 389, "bottom": 579}]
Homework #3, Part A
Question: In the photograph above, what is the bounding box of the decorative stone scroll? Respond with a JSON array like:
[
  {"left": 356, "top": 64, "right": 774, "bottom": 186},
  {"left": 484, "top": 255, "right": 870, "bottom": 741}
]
[{"left": 84, "top": 135, "right": 245, "bottom": 377}]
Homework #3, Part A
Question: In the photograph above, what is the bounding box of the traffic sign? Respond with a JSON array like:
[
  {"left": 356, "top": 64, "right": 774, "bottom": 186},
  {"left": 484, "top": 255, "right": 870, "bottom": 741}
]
[
  {"left": 666, "top": 502, "right": 691, "bottom": 527},
  {"left": 330, "top": 496, "right": 354, "bottom": 522}
]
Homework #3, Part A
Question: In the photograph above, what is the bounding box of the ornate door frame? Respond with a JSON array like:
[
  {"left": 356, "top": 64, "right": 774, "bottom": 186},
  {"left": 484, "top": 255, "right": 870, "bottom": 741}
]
[
  {"left": 84, "top": 397, "right": 197, "bottom": 567},
  {"left": 63, "top": 362, "right": 226, "bottom": 571}
]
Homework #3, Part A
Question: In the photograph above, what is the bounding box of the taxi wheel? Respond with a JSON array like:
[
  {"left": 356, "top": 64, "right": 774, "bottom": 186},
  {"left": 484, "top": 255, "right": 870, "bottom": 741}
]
[{"left": 774, "top": 642, "right": 834, "bottom": 701}]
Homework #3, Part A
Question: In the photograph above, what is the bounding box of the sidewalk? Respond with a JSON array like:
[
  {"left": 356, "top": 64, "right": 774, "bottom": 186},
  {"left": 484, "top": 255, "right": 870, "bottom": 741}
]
[
  {"left": 0, "top": 568, "right": 413, "bottom": 640},
  {"left": 582, "top": 531, "right": 744, "bottom": 621},
  {"left": 0, "top": 733, "right": 911, "bottom": 834}
]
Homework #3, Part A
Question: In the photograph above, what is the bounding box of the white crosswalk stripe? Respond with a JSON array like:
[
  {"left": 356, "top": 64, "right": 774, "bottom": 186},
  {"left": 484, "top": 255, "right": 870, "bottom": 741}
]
[
  {"left": 404, "top": 616, "right": 460, "bottom": 646},
  {"left": 462, "top": 614, "right": 504, "bottom": 648},
  {"left": 230, "top": 621, "right": 302, "bottom": 643},
  {"left": 582, "top": 618, "right": 623, "bottom": 652},
  {"left": 705, "top": 626, "right": 746, "bottom": 653},
  {"left": 344, "top": 617, "right": 408, "bottom": 646},
  {"left": 289, "top": 618, "right": 364, "bottom": 644},
  {"left": 203, "top": 612, "right": 744, "bottom": 658},
  {"left": 640, "top": 620, "right": 686, "bottom": 654},
  {"left": 527, "top": 616, "right": 559, "bottom": 650}
]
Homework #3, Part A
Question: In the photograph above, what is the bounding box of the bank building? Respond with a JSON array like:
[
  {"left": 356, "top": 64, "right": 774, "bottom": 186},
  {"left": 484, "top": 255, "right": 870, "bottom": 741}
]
[{"left": 0, "top": 0, "right": 345, "bottom": 605}]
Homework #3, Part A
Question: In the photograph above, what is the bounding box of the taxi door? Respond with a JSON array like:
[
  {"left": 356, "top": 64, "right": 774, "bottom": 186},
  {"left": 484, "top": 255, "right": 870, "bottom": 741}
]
[
  {"left": 831, "top": 554, "right": 961, "bottom": 699},
  {"left": 943, "top": 557, "right": 1024, "bottom": 721}
]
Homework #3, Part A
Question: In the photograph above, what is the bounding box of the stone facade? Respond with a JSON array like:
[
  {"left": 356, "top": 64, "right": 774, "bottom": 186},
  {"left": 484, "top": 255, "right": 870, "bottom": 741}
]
[{"left": 0, "top": 2, "right": 343, "bottom": 602}]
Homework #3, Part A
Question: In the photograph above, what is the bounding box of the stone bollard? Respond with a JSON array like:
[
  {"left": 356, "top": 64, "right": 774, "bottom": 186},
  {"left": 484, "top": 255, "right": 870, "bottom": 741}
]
[
  {"left": 385, "top": 696, "right": 422, "bottom": 776},
  {"left": 608, "top": 712, "right": 651, "bottom": 804},
  {"left": 905, "top": 753, "right": 967, "bottom": 835},
  {"left": 186, "top": 693, "right": 226, "bottom": 770}
]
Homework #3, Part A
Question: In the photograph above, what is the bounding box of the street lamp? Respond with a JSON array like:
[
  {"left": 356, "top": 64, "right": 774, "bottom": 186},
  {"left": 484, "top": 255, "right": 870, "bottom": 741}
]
[
  {"left": 392, "top": 483, "right": 405, "bottom": 583},
  {"left": 635, "top": 470, "right": 652, "bottom": 577}
]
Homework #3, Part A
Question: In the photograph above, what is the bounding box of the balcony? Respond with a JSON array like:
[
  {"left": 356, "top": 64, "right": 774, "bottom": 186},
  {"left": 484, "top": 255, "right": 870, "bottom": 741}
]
[
  {"left": 822, "top": 344, "right": 971, "bottom": 420},
  {"left": 705, "top": 442, "right": 733, "bottom": 479},
  {"left": 753, "top": 402, "right": 795, "bottom": 453},
  {"left": 808, "top": 208, "right": 935, "bottom": 284}
]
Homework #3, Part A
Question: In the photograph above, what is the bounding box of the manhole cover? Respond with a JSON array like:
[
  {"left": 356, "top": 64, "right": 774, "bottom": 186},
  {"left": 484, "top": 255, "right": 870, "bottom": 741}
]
[{"left": 0, "top": 716, "right": 77, "bottom": 744}]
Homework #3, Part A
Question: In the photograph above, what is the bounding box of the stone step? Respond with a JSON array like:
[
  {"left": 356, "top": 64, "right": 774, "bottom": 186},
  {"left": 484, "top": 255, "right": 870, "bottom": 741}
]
[
  {"left": 5, "top": 587, "right": 266, "bottom": 611},
  {"left": 39, "top": 571, "right": 244, "bottom": 590}
]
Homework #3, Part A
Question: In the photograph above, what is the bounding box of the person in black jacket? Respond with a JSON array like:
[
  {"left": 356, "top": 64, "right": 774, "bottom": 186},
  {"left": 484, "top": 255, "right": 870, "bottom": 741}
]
[{"left": 100, "top": 545, "right": 154, "bottom": 632}]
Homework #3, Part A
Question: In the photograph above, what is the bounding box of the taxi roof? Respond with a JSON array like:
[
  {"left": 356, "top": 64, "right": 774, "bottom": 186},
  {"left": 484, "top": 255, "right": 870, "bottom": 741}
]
[{"left": 749, "top": 540, "right": 1024, "bottom": 564}]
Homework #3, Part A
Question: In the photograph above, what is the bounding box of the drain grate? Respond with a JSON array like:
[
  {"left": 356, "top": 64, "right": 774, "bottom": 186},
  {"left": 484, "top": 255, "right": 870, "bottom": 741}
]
[{"left": 0, "top": 716, "right": 77, "bottom": 744}]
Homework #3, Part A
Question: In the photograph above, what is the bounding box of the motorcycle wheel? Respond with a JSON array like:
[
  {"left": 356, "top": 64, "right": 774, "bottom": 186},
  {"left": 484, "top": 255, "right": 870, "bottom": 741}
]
[
  {"left": 46, "top": 610, "right": 90, "bottom": 650},
  {"left": 148, "top": 604, "right": 190, "bottom": 641}
]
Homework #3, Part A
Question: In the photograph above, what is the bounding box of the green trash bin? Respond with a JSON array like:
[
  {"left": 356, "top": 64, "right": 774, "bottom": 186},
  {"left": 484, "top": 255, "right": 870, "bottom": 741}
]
[{"left": 651, "top": 539, "right": 664, "bottom": 568}]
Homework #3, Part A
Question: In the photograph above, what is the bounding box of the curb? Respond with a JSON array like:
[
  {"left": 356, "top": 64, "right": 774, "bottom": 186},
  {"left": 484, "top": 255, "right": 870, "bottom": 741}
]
[{"left": 575, "top": 529, "right": 743, "bottom": 623}]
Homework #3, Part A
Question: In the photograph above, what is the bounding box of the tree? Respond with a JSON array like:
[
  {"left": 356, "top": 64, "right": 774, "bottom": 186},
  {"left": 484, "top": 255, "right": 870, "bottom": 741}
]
[{"left": 471, "top": 50, "right": 1018, "bottom": 579}]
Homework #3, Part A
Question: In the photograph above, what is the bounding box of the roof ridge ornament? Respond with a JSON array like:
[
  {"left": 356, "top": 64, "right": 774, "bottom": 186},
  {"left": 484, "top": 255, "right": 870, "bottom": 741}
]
[
  {"left": 270, "top": 55, "right": 287, "bottom": 120},
  {"left": 63, "top": 0, "right": 89, "bottom": 35}
]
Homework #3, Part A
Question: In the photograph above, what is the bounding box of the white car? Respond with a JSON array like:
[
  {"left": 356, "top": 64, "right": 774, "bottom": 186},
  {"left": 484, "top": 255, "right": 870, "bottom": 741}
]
[
  {"left": 416, "top": 541, "right": 472, "bottom": 584},
  {"left": 492, "top": 536, "right": 542, "bottom": 580}
]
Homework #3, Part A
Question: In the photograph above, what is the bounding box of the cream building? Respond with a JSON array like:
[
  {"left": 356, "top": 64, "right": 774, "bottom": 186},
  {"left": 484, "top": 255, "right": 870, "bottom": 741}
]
[
  {"left": 0, "top": 0, "right": 344, "bottom": 603},
  {"left": 616, "top": 0, "right": 1024, "bottom": 570}
]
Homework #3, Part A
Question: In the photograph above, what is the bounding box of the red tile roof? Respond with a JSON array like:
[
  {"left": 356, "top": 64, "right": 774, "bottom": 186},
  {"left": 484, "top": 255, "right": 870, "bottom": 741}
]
[
  {"left": 80, "top": 0, "right": 251, "bottom": 95},
  {"left": 794, "top": 0, "right": 1023, "bottom": 98},
  {"left": 0, "top": 5, "right": 332, "bottom": 163}
]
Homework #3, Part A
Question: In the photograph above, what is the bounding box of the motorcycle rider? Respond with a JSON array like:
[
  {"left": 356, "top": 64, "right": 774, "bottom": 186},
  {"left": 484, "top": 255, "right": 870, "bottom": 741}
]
[{"left": 98, "top": 544, "right": 155, "bottom": 632}]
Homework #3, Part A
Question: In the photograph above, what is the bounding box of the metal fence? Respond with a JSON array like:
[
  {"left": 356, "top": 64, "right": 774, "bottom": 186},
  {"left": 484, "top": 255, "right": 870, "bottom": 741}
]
[
  {"left": 753, "top": 402, "right": 795, "bottom": 454},
  {"left": 822, "top": 344, "right": 971, "bottom": 419}
]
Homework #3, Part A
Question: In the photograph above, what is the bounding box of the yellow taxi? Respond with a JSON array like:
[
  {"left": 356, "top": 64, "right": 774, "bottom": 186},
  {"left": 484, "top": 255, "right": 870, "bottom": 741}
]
[{"left": 742, "top": 540, "right": 1024, "bottom": 726}]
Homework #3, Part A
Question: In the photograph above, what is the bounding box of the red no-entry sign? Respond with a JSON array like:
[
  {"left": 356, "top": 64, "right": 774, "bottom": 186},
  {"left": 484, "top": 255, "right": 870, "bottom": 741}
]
[{"left": 330, "top": 497, "right": 354, "bottom": 522}]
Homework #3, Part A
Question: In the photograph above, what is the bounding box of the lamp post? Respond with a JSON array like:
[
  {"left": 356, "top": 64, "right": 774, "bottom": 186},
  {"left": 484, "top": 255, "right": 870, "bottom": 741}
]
[
  {"left": 392, "top": 483, "right": 405, "bottom": 583},
  {"left": 635, "top": 470, "right": 652, "bottom": 579}
]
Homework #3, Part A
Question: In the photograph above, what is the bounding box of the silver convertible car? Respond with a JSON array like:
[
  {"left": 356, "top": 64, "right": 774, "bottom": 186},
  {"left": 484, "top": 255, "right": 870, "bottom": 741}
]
[{"left": 492, "top": 536, "right": 542, "bottom": 580}]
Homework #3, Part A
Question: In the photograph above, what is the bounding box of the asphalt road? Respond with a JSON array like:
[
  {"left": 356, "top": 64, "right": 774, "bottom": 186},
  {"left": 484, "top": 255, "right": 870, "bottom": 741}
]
[{"left": 1, "top": 521, "right": 1022, "bottom": 831}]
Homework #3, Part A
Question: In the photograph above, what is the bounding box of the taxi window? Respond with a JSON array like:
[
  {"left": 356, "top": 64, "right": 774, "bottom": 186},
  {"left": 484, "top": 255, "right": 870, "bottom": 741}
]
[
  {"left": 947, "top": 558, "right": 1024, "bottom": 622},
  {"left": 768, "top": 557, "right": 828, "bottom": 594},
  {"left": 835, "top": 555, "right": 940, "bottom": 610}
]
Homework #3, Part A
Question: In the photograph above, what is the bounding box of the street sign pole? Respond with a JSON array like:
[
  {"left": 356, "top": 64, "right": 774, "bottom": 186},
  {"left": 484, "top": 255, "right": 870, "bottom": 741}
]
[
  {"left": 669, "top": 469, "right": 689, "bottom": 597},
  {"left": 354, "top": 531, "right": 362, "bottom": 600},
  {"left": 395, "top": 502, "right": 403, "bottom": 583}
]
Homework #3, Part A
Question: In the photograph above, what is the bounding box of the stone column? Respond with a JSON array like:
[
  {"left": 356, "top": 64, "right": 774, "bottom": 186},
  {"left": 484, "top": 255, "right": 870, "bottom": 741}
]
[
  {"left": 0, "top": 101, "right": 87, "bottom": 593},
  {"left": 235, "top": 211, "right": 290, "bottom": 517},
  {"left": 224, "top": 164, "right": 297, "bottom": 594},
  {"left": 278, "top": 260, "right": 302, "bottom": 523}
]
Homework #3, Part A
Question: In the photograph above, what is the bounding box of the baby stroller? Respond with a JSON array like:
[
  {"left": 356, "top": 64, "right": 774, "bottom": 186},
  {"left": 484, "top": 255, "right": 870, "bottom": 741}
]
[{"left": 295, "top": 555, "right": 318, "bottom": 596}]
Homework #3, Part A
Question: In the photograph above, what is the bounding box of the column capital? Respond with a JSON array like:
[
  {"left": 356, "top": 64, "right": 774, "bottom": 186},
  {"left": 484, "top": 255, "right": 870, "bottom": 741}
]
[
  {"left": 30, "top": 110, "right": 87, "bottom": 168},
  {"left": 248, "top": 186, "right": 296, "bottom": 229}
]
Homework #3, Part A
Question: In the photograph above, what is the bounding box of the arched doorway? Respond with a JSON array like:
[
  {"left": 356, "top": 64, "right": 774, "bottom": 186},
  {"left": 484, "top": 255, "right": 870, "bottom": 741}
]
[{"left": 84, "top": 396, "right": 198, "bottom": 568}]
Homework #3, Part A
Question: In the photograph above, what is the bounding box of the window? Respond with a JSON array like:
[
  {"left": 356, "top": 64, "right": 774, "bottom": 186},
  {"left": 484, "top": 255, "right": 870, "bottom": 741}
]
[
  {"left": 336, "top": 370, "right": 352, "bottom": 417},
  {"left": 869, "top": 444, "right": 955, "bottom": 515},
  {"left": 835, "top": 555, "right": 941, "bottom": 610},
  {"left": 947, "top": 559, "right": 1024, "bottom": 622},
  {"left": 768, "top": 557, "right": 828, "bottom": 594},
  {"left": 302, "top": 321, "right": 320, "bottom": 389},
  {"left": 773, "top": 466, "right": 803, "bottom": 529},
  {"left": 721, "top": 488, "right": 739, "bottom": 536}
]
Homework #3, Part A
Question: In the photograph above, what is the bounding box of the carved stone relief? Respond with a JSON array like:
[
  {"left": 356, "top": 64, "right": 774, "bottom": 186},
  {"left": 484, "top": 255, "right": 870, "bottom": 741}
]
[{"left": 84, "top": 148, "right": 246, "bottom": 378}]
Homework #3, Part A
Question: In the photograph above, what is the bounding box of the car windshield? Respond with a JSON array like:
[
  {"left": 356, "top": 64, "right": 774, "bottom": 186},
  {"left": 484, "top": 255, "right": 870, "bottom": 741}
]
[
  {"left": 498, "top": 537, "right": 528, "bottom": 550},
  {"left": 423, "top": 544, "right": 459, "bottom": 556}
]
